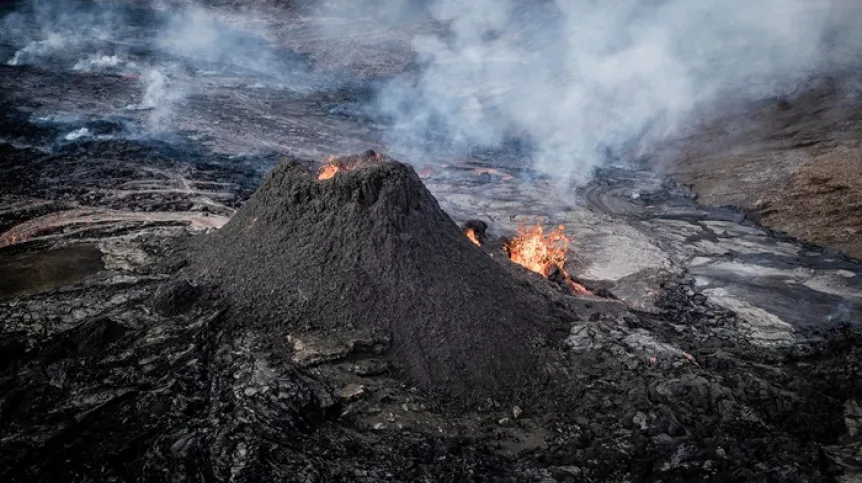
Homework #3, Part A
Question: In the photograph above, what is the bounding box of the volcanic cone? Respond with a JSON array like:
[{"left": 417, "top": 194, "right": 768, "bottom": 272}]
[{"left": 190, "top": 151, "right": 562, "bottom": 406}]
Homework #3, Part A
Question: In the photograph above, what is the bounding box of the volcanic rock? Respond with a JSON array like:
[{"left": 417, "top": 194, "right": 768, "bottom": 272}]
[{"left": 189, "top": 151, "right": 565, "bottom": 407}]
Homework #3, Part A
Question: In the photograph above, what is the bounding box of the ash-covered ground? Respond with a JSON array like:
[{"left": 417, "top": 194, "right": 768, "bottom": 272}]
[{"left": 1, "top": 1, "right": 862, "bottom": 482}]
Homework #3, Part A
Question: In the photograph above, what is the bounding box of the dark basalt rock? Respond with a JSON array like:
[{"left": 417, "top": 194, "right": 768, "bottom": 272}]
[
  {"left": 188, "top": 151, "right": 569, "bottom": 407},
  {"left": 152, "top": 280, "right": 201, "bottom": 317},
  {"left": 41, "top": 316, "right": 128, "bottom": 364}
]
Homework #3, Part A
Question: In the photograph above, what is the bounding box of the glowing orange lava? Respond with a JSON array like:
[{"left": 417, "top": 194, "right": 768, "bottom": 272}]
[
  {"left": 464, "top": 228, "right": 481, "bottom": 246},
  {"left": 506, "top": 224, "right": 567, "bottom": 276},
  {"left": 317, "top": 152, "right": 385, "bottom": 180},
  {"left": 505, "top": 223, "right": 590, "bottom": 295},
  {"left": 317, "top": 156, "right": 340, "bottom": 180}
]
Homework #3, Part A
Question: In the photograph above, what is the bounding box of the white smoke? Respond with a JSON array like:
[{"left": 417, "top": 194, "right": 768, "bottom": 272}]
[
  {"left": 5, "top": 0, "right": 860, "bottom": 176},
  {"left": 125, "top": 68, "right": 187, "bottom": 128},
  {"left": 155, "top": 5, "right": 329, "bottom": 91},
  {"left": 138, "top": 69, "right": 170, "bottom": 110},
  {"left": 72, "top": 54, "right": 124, "bottom": 72},
  {"left": 2, "top": 0, "right": 128, "bottom": 67},
  {"left": 6, "top": 32, "right": 70, "bottom": 66},
  {"left": 374, "top": 0, "right": 862, "bottom": 184},
  {"left": 63, "top": 127, "right": 91, "bottom": 141},
  {"left": 2, "top": 0, "right": 338, "bottom": 126}
]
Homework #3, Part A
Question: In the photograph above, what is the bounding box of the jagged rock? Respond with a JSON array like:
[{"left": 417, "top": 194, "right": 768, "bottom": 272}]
[
  {"left": 151, "top": 280, "right": 201, "bottom": 316},
  {"left": 338, "top": 384, "right": 366, "bottom": 402}
]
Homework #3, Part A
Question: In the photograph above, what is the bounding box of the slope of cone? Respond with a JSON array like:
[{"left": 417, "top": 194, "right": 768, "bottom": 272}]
[{"left": 189, "top": 151, "right": 564, "bottom": 405}]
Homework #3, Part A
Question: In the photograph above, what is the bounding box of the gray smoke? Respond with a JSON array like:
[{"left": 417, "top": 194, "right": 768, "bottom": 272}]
[
  {"left": 374, "top": 0, "right": 862, "bottom": 184},
  {"left": 5, "top": 0, "right": 861, "bottom": 176},
  {"left": 2, "top": 0, "right": 135, "bottom": 64},
  {"left": 155, "top": 4, "right": 330, "bottom": 91},
  {"left": 1, "top": 0, "right": 336, "bottom": 130}
]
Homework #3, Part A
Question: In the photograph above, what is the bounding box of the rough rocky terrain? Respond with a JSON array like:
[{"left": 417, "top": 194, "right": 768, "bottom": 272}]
[
  {"left": 2, "top": 135, "right": 861, "bottom": 482},
  {"left": 654, "top": 79, "right": 862, "bottom": 259}
]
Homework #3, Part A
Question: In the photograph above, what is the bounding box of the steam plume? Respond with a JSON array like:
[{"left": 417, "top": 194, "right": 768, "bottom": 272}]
[
  {"left": 1, "top": 0, "right": 337, "bottom": 132},
  {"left": 373, "top": 0, "right": 862, "bottom": 184}
]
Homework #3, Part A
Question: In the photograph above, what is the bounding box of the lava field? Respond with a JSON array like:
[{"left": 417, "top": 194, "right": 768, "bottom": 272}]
[{"left": 1, "top": 1, "right": 861, "bottom": 482}]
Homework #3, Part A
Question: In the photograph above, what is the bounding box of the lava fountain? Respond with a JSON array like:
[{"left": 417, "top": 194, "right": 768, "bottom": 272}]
[
  {"left": 505, "top": 223, "right": 590, "bottom": 294},
  {"left": 317, "top": 155, "right": 340, "bottom": 180},
  {"left": 464, "top": 227, "right": 481, "bottom": 246}
]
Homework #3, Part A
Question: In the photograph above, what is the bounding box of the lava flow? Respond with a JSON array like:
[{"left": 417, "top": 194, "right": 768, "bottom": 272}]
[
  {"left": 317, "top": 155, "right": 340, "bottom": 180},
  {"left": 505, "top": 223, "right": 590, "bottom": 294},
  {"left": 318, "top": 151, "right": 384, "bottom": 180},
  {"left": 464, "top": 227, "right": 481, "bottom": 246}
]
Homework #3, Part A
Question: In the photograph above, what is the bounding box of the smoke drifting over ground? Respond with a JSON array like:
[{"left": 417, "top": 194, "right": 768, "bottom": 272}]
[
  {"left": 1, "top": 0, "right": 335, "bottom": 132},
  {"left": 373, "top": 0, "right": 862, "bottom": 183},
  {"left": 4, "top": 0, "right": 862, "bottom": 182}
]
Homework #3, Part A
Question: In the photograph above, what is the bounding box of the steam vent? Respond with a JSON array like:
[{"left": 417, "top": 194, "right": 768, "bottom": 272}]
[{"left": 189, "top": 150, "right": 559, "bottom": 405}]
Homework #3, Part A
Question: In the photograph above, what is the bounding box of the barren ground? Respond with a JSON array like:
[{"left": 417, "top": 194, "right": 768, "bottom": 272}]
[{"left": 654, "top": 80, "right": 862, "bottom": 258}]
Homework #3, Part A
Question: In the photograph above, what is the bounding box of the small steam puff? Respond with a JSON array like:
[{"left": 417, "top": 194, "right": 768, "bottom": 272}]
[
  {"left": 374, "top": 0, "right": 862, "bottom": 184},
  {"left": 72, "top": 54, "right": 123, "bottom": 72},
  {"left": 6, "top": 33, "right": 69, "bottom": 66},
  {"left": 64, "top": 127, "right": 91, "bottom": 141},
  {"left": 123, "top": 68, "right": 186, "bottom": 130},
  {"left": 126, "top": 69, "right": 171, "bottom": 111},
  {"left": 139, "top": 69, "right": 169, "bottom": 110}
]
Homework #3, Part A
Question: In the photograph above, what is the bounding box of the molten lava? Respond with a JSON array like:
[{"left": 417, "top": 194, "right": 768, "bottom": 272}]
[
  {"left": 505, "top": 223, "right": 590, "bottom": 294},
  {"left": 317, "top": 151, "right": 385, "bottom": 180},
  {"left": 506, "top": 224, "right": 568, "bottom": 276},
  {"left": 464, "top": 227, "right": 481, "bottom": 246},
  {"left": 317, "top": 155, "right": 340, "bottom": 180}
]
